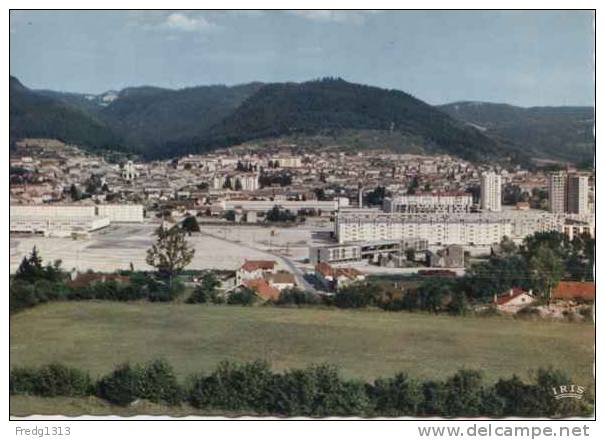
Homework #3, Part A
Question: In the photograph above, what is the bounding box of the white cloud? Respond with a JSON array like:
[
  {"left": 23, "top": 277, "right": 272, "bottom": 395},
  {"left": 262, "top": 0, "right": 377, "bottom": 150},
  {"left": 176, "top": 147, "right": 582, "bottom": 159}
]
[
  {"left": 289, "top": 10, "right": 373, "bottom": 25},
  {"left": 163, "top": 13, "right": 217, "bottom": 33},
  {"left": 128, "top": 12, "right": 219, "bottom": 34}
]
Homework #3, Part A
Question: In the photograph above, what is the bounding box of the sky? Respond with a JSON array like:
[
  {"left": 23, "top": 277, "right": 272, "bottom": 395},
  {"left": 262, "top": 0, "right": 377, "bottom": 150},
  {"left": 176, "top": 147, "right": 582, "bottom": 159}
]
[{"left": 9, "top": 10, "right": 595, "bottom": 106}]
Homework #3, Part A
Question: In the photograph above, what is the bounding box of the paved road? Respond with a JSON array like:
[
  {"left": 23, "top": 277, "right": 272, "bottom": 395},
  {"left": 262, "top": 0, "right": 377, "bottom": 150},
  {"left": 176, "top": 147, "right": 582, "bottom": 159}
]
[{"left": 198, "top": 230, "right": 318, "bottom": 293}]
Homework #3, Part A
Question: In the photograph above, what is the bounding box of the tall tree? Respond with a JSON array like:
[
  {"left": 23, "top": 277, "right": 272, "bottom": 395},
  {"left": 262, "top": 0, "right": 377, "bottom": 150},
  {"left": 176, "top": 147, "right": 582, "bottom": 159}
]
[
  {"left": 69, "top": 184, "right": 81, "bottom": 201},
  {"left": 528, "top": 244, "right": 564, "bottom": 300},
  {"left": 146, "top": 225, "right": 195, "bottom": 284}
]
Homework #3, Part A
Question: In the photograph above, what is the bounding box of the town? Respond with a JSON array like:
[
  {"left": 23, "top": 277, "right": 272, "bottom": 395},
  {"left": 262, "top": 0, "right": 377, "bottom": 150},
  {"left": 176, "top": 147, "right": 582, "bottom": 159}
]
[
  {"left": 10, "top": 137, "right": 594, "bottom": 312},
  {"left": 8, "top": 9, "right": 596, "bottom": 421}
]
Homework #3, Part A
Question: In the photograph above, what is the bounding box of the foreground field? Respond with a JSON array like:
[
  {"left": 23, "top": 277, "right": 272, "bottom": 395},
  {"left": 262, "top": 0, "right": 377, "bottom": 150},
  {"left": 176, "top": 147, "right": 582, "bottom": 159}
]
[
  {"left": 10, "top": 302, "right": 594, "bottom": 386},
  {"left": 10, "top": 396, "right": 230, "bottom": 418}
]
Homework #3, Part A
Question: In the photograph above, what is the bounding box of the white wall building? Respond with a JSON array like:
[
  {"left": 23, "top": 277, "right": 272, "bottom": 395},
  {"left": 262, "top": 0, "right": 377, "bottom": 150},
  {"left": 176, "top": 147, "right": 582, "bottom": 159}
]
[
  {"left": 274, "top": 156, "right": 302, "bottom": 168},
  {"left": 334, "top": 208, "right": 574, "bottom": 246},
  {"left": 121, "top": 160, "right": 139, "bottom": 182},
  {"left": 335, "top": 210, "right": 512, "bottom": 246},
  {"left": 567, "top": 174, "right": 589, "bottom": 215},
  {"left": 548, "top": 171, "right": 567, "bottom": 213},
  {"left": 96, "top": 204, "right": 144, "bottom": 222},
  {"left": 10, "top": 205, "right": 109, "bottom": 237},
  {"left": 221, "top": 197, "right": 349, "bottom": 213},
  {"left": 384, "top": 192, "right": 473, "bottom": 213},
  {"left": 234, "top": 173, "right": 260, "bottom": 192},
  {"left": 10, "top": 203, "right": 145, "bottom": 236},
  {"left": 480, "top": 172, "right": 502, "bottom": 212}
]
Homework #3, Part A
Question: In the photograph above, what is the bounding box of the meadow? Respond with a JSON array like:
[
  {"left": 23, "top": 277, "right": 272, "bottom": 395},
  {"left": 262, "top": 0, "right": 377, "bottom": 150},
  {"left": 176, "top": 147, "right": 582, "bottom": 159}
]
[{"left": 10, "top": 301, "right": 594, "bottom": 386}]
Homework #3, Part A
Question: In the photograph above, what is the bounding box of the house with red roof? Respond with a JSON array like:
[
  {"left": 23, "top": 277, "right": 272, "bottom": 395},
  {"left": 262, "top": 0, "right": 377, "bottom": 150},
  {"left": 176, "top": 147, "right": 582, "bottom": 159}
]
[
  {"left": 315, "top": 262, "right": 365, "bottom": 291},
  {"left": 264, "top": 271, "right": 296, "bottom": 291},
  {"left": 493, "top": 287, "right": 536, "bottom": 313},
  {"left": 242, "top": 278, "right": 280, "bottom": 302},
  {"left": 236, "top": 260, "right": 276, "bottom": 285}
]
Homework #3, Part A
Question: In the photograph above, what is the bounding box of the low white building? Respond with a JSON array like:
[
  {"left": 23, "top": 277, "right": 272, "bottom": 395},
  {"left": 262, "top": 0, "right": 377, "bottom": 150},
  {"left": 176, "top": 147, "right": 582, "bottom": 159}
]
[
  {"left": 10, "top": 205, "right": 110, "bottom": 237},
  {"left": 494, "top": 288, "right": 536, "bottom": 313},
  {"left": 221, "top": 197, "right": 349, "bottom": 214},
  {"left": 274, "top": 156, "right": 302, "bottom": 168},
  {"left": 335, "top": 208, "right": 575, "bottom": 246},
  {"left": 236, "top": 260, "right": 277, "bottom": 285},
  {"left": 96, "top": 204, "right": 144, "bottom": 222},
  {"left": 383, "top": 192, "right": 473, "bottom": 214},
  {"left": 234, "top": 173, "right": 260, "bottom": 192},
  {"left": 335, "top": 209, "right": 512, "bottom": 246}
]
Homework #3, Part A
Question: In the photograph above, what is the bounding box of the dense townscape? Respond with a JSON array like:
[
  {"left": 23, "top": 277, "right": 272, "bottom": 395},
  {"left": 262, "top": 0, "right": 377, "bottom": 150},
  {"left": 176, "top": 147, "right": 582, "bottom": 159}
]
[{"left": 8, "top": 10, "right": 595, "bottom": 420}]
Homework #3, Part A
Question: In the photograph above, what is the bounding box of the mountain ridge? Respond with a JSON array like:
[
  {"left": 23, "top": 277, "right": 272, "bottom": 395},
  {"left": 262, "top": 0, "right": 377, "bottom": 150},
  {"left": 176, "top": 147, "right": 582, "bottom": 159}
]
[{"left": 10, "top": 75, "right": 593, "bottom": 164}]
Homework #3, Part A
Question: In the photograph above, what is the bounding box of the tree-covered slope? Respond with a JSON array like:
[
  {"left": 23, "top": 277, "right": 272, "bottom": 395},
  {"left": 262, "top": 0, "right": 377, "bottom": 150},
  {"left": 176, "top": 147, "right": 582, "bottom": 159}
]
[
  {"left": 98, "top": 83, "right": 264, "bottom": 157},
  {"left": 9, "top": 76, "right": 121, "bottom": 150},
  {"left": 439, "top": 101, "right": 595, "bottom": 164},
  {"left": 194, "top": 78, "right": 502, "bottom": 162}
]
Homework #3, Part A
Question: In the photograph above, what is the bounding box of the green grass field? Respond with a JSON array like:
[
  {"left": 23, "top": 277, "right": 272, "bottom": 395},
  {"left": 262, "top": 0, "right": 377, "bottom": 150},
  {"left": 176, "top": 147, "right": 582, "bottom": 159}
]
[{"left": 10, "top": 301, "right": 594, "bottom": 386}]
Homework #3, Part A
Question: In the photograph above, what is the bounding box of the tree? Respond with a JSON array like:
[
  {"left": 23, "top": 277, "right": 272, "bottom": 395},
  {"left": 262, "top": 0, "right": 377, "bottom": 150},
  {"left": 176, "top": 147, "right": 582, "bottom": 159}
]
[
  {"left": 146, "top": 225, "right": 195, "bottom": 284},
  {"left": 182, "top": 215, "right": 200, "bottom": 234},
  {"left": 69, "top": 184, "right": 81, "bottom": 201},
  {"left": 15, "top": 247, "right": 63, "bottom": 283},
  {"left": 187, "top": 273, "right": 221, "bottom": 304},
  {"left": 227, "top": 287, "right": 257, "bottom": 305},
  {"left": 407, "top": 176, "right": 419, "bottom": 195},
  {"left": 498, "top": 236, "right": 518, "bottom": 256},
  {"left": 528, "top": 244, "right": 564, "bottom": 300},
  {"left": 405, "top": 248, "right": 416, "bottom": 262},
  {"left": 366, "top": 186, "right": 387, "bottom": 206},
  {"left": 234, "top": 178, "right": 243, "bottom": 191}
]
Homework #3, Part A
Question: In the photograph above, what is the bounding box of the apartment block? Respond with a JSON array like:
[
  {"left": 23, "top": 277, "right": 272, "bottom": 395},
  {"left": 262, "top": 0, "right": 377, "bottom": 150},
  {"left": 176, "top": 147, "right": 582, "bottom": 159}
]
[{"left": 480, "top": 172, "right": 502, "bottom": 212}]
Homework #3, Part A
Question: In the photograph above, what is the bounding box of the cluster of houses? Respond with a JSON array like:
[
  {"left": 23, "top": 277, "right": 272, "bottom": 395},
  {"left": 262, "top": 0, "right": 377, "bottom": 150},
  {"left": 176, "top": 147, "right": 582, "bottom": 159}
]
[
  {"left": 235, "top": 260, "right": 296, "bottom": 301},
  {"left": 492, "top": 281, "right": 595, "bottom": 316}
]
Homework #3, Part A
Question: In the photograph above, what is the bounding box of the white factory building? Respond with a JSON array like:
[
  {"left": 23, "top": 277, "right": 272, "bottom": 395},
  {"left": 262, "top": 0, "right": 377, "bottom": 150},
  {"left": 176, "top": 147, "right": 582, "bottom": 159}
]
[
  {"left": 335, "top": 209, "right": 512, "bottom": 246},
  {"left": 10, "top": 204, "right": 144, "bottom": 237},
  {"left": 273, "top": 156, "right": 302, "bottom": 168},
  {"left": 383, "top": 192, "right": 473, "bottom": 213},
  {"left": 334, "top": 208, "right": 581, "bottom": 246},
  {"left": 95, "top": 204, "right": 145, "bottom": 223},
  {"left": 221, "top": 197, "right": 349, "bottom": 213}
]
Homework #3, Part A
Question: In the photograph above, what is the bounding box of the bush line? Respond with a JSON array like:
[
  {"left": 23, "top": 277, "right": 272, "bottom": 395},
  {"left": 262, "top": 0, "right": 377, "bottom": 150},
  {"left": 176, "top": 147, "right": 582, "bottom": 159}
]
[{"left": 10, "top": 359, "right": 592, "bottom": 418}]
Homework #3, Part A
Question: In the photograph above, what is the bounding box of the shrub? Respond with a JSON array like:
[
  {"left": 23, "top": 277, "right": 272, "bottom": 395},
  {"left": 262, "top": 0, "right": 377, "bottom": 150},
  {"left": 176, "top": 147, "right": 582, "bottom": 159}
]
[
  {"left": 10, "top": 364, "right": 92, "bottom": 397},
  {"left": 10, "top": 367, "right": 39, "bottom": 395},
  {"left": 10, "top": 280, "right": 70, "bottom": 314},
  {"left": 333, "top": 284, "right": 374, "bottom": 308},
  {"left": 138, "top": 359, "right": 183, "bottom": 405},
  {"left": 274, "top": 288, "right": 320, "bottom": 306},
  {"left": 96, "top": 363, "right": 143, "bottom": 406},
  {"left": 227, "top": 287, "right": 257, "bottom": 305},
  {"left": 182, "top": 215, "right": 201, "bottom": 233},
  {"left": 188, "top": 360, "right": 273, "bottom": 411},
  {"left": 418, "top": 380, "right": 446, "bottom": 416},
  {"left": 442, "top": 369, "right": 499, "bottom": 417},
  {"left": 187, "top": 273, "right": 221, "bottom": 304},
  {"left": 368, "top": 373, "right": 422, "bottom": 416}
]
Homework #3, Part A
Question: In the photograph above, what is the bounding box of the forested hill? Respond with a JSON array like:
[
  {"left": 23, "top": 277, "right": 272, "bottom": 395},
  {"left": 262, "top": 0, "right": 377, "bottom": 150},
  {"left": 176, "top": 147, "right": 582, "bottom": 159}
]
[
  {"left": 9, "top": 75, "right": 562, "bottom": 164},
  {"left": 439, "top": 101, "right": 595, "bottom": 165},
  {"left": 9, "top": 76, "right": 121, "bottom": 150},
  {"left": 188, "top": 78, "right": 503, "bottom": 162}
]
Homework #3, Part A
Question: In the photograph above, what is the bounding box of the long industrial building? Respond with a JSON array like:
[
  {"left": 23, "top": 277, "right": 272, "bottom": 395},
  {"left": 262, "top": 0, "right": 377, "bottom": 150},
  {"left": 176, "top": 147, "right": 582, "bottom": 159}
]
[
  {"left": 334, "top": 208, "right": 573, "bottom": 246},
  {"left": 383, "top": 192, "right": 473, "bottom": 213},
  {"left": 220, "top": 197, "right": 349, "bottom": 213},
  {"left": 10, "top": 204, "right": 144, "bottom": 237}
]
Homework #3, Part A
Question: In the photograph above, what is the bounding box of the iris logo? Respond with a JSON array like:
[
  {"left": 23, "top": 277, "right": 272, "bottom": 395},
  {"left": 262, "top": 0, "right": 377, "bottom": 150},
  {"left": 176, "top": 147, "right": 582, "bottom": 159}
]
[{"left": 552, "top": 384, "right": 585, "bottom": 400}]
